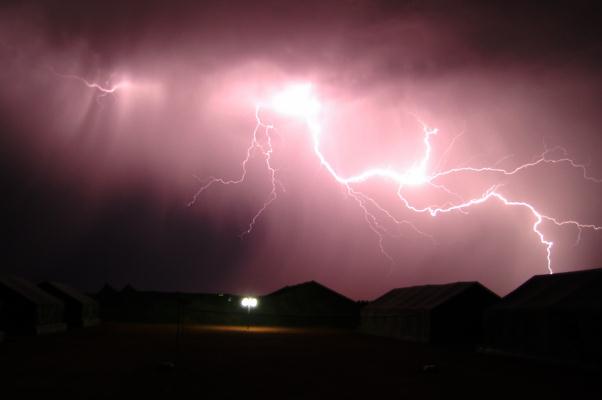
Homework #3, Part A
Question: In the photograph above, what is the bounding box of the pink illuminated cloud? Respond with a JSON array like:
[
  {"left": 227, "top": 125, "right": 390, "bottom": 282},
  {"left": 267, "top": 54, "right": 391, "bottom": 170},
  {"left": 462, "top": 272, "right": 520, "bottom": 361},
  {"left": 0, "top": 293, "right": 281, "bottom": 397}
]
[{"left": 1, "top": 1, "right": 602, "bottom": 299}]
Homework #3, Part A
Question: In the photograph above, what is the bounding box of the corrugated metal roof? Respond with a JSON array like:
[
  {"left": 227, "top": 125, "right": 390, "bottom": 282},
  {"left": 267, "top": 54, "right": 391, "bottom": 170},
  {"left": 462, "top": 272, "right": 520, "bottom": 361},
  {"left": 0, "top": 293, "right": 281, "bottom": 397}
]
[
  {"left": 39, "top": 281, "right": 98, "bottom": 306},
  {"left": 491, "top": 268, "right": 602, "bottom": 309},
  {"left": 0, "top": 275, "right": 64, "bottom": 306},
  {"left": 363, "top": 282, "right": 482, "bottom": 314}
]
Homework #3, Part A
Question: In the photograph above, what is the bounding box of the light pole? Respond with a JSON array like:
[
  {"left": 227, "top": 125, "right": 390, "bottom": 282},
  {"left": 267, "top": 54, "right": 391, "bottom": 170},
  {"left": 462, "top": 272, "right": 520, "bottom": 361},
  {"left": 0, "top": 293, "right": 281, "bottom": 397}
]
[{"left": 241, "top": 297, "right": 258, "bottom": 329}]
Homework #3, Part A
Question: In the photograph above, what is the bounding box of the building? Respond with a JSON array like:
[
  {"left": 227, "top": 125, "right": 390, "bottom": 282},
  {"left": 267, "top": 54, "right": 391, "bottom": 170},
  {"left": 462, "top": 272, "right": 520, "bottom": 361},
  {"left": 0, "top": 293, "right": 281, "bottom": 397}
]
[
  {"left": 258, "top": 281, "right": 360, "bottom": 327},
  {"left": 0, "top": 275, "right": 67, "bottom": 335},
  {"left": 94, "top": 280, "right": 359, "bottom": 327},
  {"left": 361, "top": 281, "right": 499, "bottom": 344},
  {"left": 39, "top": 281, "right": 100, "bottom": 327},
  {"left": 483, "top": 268, "right": 602, "bottom": 365},
  {"left": 0, "top": 300, "right": 3, "bottom": 342}
]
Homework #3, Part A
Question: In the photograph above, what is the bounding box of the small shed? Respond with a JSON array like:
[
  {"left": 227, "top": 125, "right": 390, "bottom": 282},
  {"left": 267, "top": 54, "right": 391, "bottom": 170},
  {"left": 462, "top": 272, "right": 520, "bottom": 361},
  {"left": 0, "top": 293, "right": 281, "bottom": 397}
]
[
  {"left": 483, "top": 268, "right": 602, "bottom": 365},
  {"left": 361, "top": 281, "right": 500, "bottom": 344},
  {"left": 39, "top": 282, "right": 100, "bottom": 327},
  {"left": 0, "top": 275, "right": 66, "bottom": 335}
]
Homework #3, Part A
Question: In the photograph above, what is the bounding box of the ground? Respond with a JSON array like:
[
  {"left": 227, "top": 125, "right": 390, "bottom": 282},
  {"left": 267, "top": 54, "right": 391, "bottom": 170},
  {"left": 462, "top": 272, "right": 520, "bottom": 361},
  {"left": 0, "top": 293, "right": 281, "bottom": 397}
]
[{"left": 0, "top": 323, "right": 598, "bottom": 399}]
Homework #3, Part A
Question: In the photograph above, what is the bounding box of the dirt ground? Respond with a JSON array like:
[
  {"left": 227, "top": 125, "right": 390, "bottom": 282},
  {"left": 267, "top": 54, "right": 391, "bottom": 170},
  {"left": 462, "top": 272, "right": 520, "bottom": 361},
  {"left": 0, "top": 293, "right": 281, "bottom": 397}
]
[{"left": 0, "top": 323, "right": 598, "bottom": 399}]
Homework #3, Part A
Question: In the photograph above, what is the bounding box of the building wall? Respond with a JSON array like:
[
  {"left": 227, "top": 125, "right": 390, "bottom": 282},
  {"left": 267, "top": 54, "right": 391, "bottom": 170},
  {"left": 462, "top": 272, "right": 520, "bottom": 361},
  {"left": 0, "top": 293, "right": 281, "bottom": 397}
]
[{"left": 360, "top": 313, "right": 431, "bottom": 342}]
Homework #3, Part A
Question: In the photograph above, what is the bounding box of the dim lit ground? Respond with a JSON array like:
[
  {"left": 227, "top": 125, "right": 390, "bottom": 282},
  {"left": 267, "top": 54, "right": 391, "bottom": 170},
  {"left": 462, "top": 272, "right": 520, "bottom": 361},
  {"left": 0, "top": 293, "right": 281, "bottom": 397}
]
[{"left": 0, "top": 323, "right": 598, "bottom": 399}]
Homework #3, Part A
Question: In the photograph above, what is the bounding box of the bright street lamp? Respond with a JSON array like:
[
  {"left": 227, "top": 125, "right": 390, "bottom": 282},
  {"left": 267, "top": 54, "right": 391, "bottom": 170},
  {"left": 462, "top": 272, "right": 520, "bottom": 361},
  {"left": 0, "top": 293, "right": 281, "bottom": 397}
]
[
  {"left": 241, "top": 297, "right": 258, "bottom": 330},
  {"left": 241, "top": 297, "right": 258, "bottom": 312}
]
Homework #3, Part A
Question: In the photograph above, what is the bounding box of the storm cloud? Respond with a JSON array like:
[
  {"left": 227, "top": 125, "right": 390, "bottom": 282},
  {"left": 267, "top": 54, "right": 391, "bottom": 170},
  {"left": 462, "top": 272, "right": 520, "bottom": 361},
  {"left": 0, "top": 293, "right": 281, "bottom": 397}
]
[{"left": 1, "top": 0, "right": 602, "bottom": 299}]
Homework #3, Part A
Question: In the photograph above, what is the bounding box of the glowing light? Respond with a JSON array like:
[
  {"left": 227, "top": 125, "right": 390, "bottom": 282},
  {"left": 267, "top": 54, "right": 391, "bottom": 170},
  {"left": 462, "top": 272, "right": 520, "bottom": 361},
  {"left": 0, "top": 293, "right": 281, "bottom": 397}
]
[
  {"left": 190, "top": 82, "right": 602, "bottom": 275},
  {"left": 269, "top": 83, "right": 320, "bottom": 118},
  {"left": 241, "top": 297, "right": 258, "bottom": 309}
]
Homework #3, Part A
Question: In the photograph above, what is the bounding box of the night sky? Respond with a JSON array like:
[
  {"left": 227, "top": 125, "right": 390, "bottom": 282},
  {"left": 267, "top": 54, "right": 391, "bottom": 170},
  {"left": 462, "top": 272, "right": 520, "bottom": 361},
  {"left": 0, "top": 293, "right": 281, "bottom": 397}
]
[{"left": 2, "top": 0, "right": 602, "bottom": 300}]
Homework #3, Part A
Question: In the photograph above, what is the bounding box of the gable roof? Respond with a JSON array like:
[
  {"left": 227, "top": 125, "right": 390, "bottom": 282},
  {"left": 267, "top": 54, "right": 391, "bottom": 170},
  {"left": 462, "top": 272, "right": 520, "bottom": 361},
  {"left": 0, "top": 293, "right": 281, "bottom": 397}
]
[
  {"left": 39, "top": 282, "right": 98, "bottom": 305},
  {"left": 266, "top": 281, "right": 350, "bottom": 301},
  {"left": 363, "top": 281, "right": 491, "bottom": 313},
  {"left": 261, "top": 281, "right": 356, "bottom": 315},
  {"left": 0, "top": 275, "right": 64, "bottom": 306},
  {"left": 491, "top": 268, "right": 602, "bottom": 310}
]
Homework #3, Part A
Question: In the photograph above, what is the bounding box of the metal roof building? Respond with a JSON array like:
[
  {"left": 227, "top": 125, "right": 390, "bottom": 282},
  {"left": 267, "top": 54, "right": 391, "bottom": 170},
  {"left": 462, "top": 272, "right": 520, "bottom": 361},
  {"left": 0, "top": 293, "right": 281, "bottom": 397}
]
[
  {"left": 361, "top": 281, "right": 499, "bottom": 345},
  {"left": 483, "top": 268, "right": 602, "bottom": 365},
  {"left": 0, "top": 275, "right": 67, "bottom": 335},
  {"left": 39, "top": 281, "right": 100, "bottom": 327}
]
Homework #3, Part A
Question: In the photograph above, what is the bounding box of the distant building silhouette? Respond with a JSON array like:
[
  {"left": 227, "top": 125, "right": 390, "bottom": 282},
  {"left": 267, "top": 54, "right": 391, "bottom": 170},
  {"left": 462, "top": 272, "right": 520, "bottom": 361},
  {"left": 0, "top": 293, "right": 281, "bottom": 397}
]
[
  {"left": 94, "top": 280, "right": 359, "bottom": 327},
  {"left": 0, "top": 275, "right": 67, "bottom": 335},
  {"left": 259, "top": 281, "right": 359, "bottom": 327},
  {"left": 38, "top": 282, "right": 100, "bottom": 327},
  {"left": 0, "top": 300, "right": 3, "bottom": 342},
  {"left": 98, "top": 283, "right": 118, "bottom": 297},
  {"left": 361, "top": 281, "right": 499, "bottom": 345},
  {"left": 121, "top": 284, "right": 137, "bottom": 295},
  {"left": 483, "top": 268, "right": 602, "bottom": 365},
  {"left": 94, "top": 286, "right": 243, "bottom": 324}
]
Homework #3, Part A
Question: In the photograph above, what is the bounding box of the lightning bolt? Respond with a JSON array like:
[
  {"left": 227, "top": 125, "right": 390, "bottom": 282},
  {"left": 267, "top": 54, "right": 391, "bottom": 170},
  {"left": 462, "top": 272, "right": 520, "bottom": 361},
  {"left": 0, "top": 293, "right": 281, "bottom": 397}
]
[
  {"left": 188, "top": 106, "right": 281, "bottom": 238},
  {"left": 60, "top": 72, "right": 601, "bottom": 274},
  {"left": 49, "top": 67, "right": 131, "bottom": 100},
  {"left": 190, "top": 82, "right": 602, "bottom": 275}
]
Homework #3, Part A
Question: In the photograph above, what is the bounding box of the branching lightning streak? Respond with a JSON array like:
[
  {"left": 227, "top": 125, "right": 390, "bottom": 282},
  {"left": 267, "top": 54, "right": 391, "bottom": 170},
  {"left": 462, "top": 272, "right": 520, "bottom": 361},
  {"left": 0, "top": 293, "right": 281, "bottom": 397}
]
[
  {"left": 50, "top": 68, "right": 130, "bottom": 99},
  {"left": 188, "top": 107, "right": 280, "bottom": 238},
  {"left": 186, "top": 83, "right": 602, "bottom": 274},
  {"left": 52, "top": 68, "right": 601, "bottom": 275}
]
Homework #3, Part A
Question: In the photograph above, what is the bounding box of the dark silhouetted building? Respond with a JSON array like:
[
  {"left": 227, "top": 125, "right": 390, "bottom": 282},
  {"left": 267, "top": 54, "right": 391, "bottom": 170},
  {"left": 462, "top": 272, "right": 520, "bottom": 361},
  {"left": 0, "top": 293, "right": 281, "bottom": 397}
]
[
  {"left": 95, "top": 281, "right": 359, "bottom": 327},
  {"left": 0, "top": 275, "right": 67, "bottom": 335},
  {"left": 361, "top": 281, "right": 499, "bottom": 344},
  {"left": 95, "top": 283, "right": 243, "bottom": 324},
  {"left": 483, "top": 268, "right": 602, "bottom": 365},
  {"left": 121, "top": 284, "right": 137, "bottom": 295},
  {"left": 258, "top": 281, "right": 359, "bottom": 327},
  {"left": 38, "top": 282, "right": 100, "bottom": 327},
  {"left": 0, "top": 300, "right": 3, "bottom": 342},
  {"left": 98, "top": 283, "right": 119, "bottom": 297}
]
